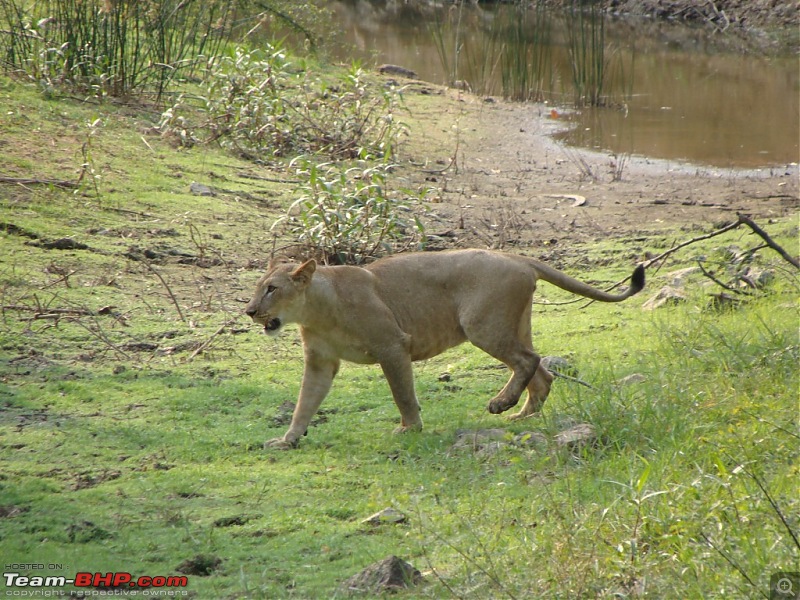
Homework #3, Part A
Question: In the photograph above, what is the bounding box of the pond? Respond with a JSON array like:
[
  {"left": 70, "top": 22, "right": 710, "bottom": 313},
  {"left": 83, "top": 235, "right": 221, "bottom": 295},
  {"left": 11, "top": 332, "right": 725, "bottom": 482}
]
[{"left": 328, "top": 0, "right": 799, "bottom": 169}]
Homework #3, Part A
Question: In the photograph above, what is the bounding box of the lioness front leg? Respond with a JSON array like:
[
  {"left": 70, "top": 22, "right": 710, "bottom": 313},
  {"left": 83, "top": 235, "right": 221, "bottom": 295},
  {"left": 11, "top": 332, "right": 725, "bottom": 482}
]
[{"left": 265, "top": 352, "right": 339, "bottom": 450}]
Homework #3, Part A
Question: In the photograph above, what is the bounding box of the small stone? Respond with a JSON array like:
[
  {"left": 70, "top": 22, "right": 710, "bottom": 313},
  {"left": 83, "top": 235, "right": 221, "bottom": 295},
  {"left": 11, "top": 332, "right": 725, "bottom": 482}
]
[
  {"left": 541, "top": 356, "right": 577, "bottom": 377},
  {"left": 377, "top": 64, "right": 417, "bottom": 79},
  {"left": 642, "top": 286, "right": 687, "bottom": 310},
  {"left": 666, "top": 267, "right": 700, "bottom": 287},
  {"left": 514, "top": 431, "right": 548, "bottom": 447},
  {"left": 617, "top": 373, "right": 647, "bottom": 386},
  {"left": 190, "top": 182, "right": 215, "bottom": 197},
  {"left": 361, "top": 507, "right": 407, "bottom": 526},
  {"left": 554, "top": 423, "right": 597, "bottom": 450}
]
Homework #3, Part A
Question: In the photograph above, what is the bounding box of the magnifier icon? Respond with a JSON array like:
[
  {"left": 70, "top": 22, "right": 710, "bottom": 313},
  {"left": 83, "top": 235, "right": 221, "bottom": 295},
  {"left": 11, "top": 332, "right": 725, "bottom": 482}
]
[{"left": 776, "top": 577, "right": 794, "bottom": 596}]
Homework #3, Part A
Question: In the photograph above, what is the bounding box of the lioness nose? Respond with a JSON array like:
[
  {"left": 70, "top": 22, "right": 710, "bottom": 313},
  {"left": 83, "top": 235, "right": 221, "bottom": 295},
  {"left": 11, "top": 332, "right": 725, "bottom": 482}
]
[{"left": 245, "top": 307, "right": 256, "bottom": 317}]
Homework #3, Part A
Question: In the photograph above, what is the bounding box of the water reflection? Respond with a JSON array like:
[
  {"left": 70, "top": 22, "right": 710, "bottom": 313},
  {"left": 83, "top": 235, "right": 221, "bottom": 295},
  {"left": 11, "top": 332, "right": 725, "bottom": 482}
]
[{"left": 328, "top": 0, "right": 799, "bottom": 168}]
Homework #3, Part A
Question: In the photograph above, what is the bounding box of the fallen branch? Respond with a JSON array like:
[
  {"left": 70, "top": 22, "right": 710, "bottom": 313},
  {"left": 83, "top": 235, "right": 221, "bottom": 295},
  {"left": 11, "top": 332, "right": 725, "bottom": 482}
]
[
  {"left": 2, "top": 305, "right": 93, "bottom": 316},
  {"left": 0, "top": 176, "right": 78, "bottom": 189}
]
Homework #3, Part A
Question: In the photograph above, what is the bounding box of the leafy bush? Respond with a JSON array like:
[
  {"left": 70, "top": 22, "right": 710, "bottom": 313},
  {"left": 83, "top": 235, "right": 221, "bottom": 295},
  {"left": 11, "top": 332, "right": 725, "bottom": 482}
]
[
  {"left": 159, "top": 45, "right": 406, "bottom": 160},
  {"left": 273, "top": 160, "right": 428, "bottom": 264}
]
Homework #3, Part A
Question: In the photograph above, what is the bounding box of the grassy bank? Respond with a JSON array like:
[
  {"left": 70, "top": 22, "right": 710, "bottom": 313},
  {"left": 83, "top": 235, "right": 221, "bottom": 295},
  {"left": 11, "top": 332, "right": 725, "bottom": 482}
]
[{"left": 1, "top": 71, "right": 798, "bottom": 600}]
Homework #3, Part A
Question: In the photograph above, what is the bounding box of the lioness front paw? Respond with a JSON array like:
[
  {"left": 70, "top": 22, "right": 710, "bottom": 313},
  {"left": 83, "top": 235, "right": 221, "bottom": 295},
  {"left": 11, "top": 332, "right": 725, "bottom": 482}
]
[
  {"left": 264, "top": 437, "right": 298, "bottom": 450},
  {"left": 392, "top": 423, "right": 423, "bottom": 435}
]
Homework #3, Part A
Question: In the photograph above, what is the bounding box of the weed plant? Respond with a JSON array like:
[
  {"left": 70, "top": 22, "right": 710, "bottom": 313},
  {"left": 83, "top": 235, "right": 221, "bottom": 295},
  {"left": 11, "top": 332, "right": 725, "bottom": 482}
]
[
  {"left": 0, "top": 0, "right": 236, "bottom": 98},
  {"left": 430, "top": 0, "right": 632, "bottom": 108},
  {"left": 431, "top": 0, "right": 553, "bottom": 101}
]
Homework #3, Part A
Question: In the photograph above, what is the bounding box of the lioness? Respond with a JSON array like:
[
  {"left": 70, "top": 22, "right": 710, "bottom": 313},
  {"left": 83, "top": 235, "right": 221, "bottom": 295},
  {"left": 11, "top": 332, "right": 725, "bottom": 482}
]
[{"left": 246, "top": 249, "right": 645, "bottom": 449}]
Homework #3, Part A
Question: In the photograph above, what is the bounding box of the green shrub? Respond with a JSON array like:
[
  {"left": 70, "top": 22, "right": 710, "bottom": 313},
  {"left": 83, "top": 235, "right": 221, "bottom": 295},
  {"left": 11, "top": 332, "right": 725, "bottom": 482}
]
[
  {"left": 273, "top": 160, "right": 428, "bottom": 264},
  {"left": 159, "top": 45, "right": 406, "bottom": 161}
]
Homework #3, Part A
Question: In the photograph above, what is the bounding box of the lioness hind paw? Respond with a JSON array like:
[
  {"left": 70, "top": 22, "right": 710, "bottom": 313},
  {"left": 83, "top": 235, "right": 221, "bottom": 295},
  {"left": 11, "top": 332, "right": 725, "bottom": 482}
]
[
  {"left": 264, "top": 437, "right": 298, "bottom": 450},
  {"left": 507, "top": 410, "right": 541, "bottom": 421},
  {"left": 487, "top": 397, "right": 519, "bottom": 414}
]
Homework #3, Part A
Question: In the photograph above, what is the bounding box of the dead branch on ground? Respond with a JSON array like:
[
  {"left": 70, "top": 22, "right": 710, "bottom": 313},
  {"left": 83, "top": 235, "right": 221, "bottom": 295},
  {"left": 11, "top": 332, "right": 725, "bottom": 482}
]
[
  {"left": 0, "top": 176, "right": 79, "bottom": 188},
  {"left": 144, "top": 262, "right": 186, "bottom": 322},
  {"left": 189, "top": 316, "right": 240, "bottom": 361}
]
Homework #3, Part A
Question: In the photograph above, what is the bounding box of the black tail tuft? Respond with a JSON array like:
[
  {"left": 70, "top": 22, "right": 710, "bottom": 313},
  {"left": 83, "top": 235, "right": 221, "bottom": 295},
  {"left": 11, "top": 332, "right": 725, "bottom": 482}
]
[{"left": 630, "top": 264, "right": 646, "bottom": 295}]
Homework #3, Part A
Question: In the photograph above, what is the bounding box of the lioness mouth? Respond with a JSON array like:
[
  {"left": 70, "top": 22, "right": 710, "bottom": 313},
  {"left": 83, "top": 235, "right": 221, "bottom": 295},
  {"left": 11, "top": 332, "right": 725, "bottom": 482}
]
[{"left": 265, "top": 318, "right": 282, "bottom": 332}]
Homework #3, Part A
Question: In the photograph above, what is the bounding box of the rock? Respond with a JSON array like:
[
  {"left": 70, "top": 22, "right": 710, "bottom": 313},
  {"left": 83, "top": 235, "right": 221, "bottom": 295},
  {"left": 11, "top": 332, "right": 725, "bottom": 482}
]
[
  {"left": 361, "top": 507, "right": 407, "bottom": 526},
  {"left": 554, "top": 423, "right": 597, "bottom": 450},
  {"left": 642, "top": 286, "right": 688, "bottom": 310},
  {"left": 190, "top": 182, "right": 215, "bottom": 197},
  {"left": 176, "top": 554, "right": 222, "bottom": 576},
  {"left": 541, "top": 356, "right": 577, "bottom": 377},
  {"left": 340, "top": 556, "right": 422, "bottom": 596},
  {"left": 666, "top": 267, "right": 700, "bottom": 286},
  {"left": 739, "top": 266, "right": 774, "bottom": 289},
  {"left": 452, "top": 428, "right": 508, "bottom": 448},
  {"left": 377, "top": 64, "right": 417, "bottom": 79},
  {"left": 38, "top": 237, "right": 89, "bottom": 250},
  {"left": 514, "top": 431, "right": 548, "bottom": 447},
  {"left": 451, "top": 428, "right": 546, "bottom": 457},
  {"left": 451, "top": 428, "right": 510, "bottom": 457}
]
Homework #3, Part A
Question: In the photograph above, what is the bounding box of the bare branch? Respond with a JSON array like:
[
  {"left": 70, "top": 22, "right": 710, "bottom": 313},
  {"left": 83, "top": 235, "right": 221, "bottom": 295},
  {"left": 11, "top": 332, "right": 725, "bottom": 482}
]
[
  {"left": 144, "top": 262, "right": 185, "bottom": 322},
  {"left": 737, "top": 213, "right": 799, "bottom": 269}
]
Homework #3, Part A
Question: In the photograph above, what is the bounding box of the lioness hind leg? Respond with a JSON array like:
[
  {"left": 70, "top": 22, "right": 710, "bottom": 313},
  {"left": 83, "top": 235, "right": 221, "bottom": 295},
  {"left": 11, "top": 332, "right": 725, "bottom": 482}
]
[
  {"left": 484, "top": 348, "right": 540, "bottom": 414},
  {"left": 508, "top": 364, "right": 554, "bottom": 420}
]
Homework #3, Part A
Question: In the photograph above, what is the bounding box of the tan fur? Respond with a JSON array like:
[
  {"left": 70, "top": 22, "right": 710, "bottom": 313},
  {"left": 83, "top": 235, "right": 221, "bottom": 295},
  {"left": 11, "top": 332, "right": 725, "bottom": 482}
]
[{"left": 246, "top": 249, "right": 644, "bottom": 449}]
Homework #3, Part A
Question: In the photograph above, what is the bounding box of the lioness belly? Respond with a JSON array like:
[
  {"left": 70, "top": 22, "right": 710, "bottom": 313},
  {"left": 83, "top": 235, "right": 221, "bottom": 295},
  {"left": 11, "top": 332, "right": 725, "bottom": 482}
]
[{"left": 408, "top": 326, "right": 467, "bottom": 361}]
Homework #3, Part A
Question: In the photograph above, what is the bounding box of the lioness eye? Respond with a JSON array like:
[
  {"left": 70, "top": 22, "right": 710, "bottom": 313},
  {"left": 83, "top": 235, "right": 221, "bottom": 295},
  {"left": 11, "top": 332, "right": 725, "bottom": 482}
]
[{"left": 266, "top": 285, "right": 276, "bottom": 295}]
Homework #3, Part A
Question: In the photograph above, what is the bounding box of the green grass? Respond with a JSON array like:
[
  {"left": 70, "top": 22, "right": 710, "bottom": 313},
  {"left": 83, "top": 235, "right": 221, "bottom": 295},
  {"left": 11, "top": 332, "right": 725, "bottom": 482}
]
[{"left": 1, "top": 75, "right": 798, "bottom": 598}]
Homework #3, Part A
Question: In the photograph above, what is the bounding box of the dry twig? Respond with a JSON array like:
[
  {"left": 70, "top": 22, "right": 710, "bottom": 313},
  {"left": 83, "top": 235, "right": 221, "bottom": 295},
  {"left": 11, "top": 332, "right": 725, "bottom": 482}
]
[{"left": 189, "top": 317, "right": 240, "bottom": 361}]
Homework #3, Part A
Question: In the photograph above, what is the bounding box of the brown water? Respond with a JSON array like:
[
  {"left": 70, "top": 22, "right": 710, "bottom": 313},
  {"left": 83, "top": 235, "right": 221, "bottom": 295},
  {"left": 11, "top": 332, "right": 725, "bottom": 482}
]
[{"left": 328, "top": 1, "right": 799, "bottom": 169}]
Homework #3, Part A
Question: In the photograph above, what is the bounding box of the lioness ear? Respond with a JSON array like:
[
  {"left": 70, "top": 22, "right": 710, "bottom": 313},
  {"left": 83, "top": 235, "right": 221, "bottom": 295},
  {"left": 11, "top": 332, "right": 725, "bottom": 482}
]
[{"left": 291, "top": 259, "right": 316, "bottom": 285}]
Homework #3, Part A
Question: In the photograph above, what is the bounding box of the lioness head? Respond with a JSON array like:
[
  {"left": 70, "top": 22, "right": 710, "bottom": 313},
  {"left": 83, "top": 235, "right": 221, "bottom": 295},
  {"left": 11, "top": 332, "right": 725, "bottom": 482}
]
[{"left": 245, "top": 260, "right": 316, "bottom": 335}]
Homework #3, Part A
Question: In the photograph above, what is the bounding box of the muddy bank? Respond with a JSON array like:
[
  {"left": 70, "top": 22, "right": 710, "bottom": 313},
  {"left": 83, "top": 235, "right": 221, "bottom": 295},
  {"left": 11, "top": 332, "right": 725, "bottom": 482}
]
[
  {"left": 608, "top": 0, "right": 798, "bottom": 29},
  {"left": 398, "top": 82, "right": 799, "bottom": 254}
]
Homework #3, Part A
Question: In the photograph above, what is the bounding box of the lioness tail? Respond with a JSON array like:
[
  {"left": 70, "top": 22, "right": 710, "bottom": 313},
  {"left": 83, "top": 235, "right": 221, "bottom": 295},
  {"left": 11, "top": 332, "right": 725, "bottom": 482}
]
[{"left": 531, "top": 261, "right": 645, "bottom": 302}]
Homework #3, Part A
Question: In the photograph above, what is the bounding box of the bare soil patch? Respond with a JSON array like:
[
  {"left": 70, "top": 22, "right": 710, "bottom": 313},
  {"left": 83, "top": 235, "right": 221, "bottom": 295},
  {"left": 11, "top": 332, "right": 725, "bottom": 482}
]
[{"left": 398, "top": 83, "right": 799, "bottom": 257}]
